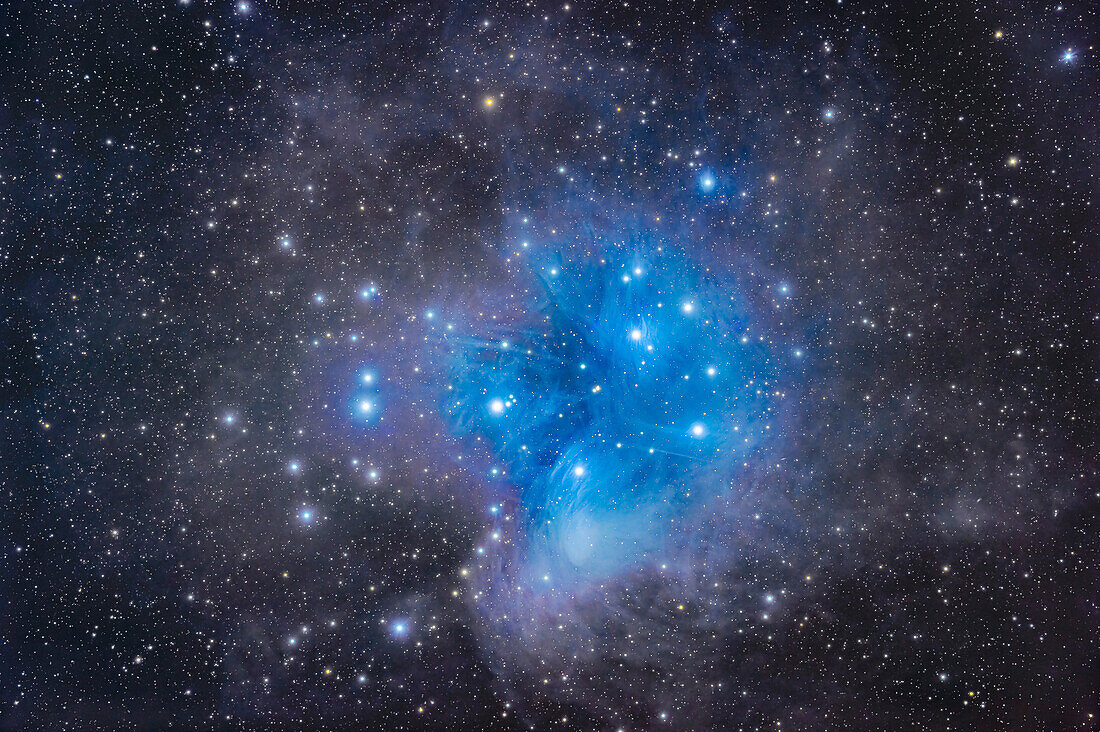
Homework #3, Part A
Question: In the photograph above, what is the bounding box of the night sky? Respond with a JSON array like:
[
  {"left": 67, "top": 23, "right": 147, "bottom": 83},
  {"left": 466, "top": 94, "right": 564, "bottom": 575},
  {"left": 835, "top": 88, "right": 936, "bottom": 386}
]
[{"left": 4, "top": 1, "right": 1099, "bottom": 729}]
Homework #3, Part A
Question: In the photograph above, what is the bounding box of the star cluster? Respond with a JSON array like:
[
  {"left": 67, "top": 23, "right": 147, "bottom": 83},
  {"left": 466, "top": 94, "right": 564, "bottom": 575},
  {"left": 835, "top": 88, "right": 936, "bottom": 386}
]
[
  {"left": 5, "top": 1, "right": 1099, "bottom": 730},
  {"left": 443, "top": 239, "right": 782, "bottom": 588}
]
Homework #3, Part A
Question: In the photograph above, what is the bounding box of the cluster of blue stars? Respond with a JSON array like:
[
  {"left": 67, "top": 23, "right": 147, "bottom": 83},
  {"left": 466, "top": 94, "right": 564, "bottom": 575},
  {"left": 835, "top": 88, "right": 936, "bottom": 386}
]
[{"left": 444, "top": 244, "right": 788, "bottom": 587}]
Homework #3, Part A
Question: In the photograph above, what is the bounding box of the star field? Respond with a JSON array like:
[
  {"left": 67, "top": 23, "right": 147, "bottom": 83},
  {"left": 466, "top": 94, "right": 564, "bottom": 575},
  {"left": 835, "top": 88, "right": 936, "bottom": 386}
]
[{"left": 4, "top": 1, "right": 1099, "bottom": 730}]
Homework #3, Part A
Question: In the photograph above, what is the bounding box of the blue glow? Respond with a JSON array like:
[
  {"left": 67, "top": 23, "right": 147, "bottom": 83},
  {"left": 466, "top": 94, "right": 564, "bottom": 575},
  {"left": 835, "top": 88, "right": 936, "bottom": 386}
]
[
  {"left": 698, "top": 170, "right": 717, "bottom": 192},
  {"left": 444, "top": 245, "right": 779, "bottom": 589}
]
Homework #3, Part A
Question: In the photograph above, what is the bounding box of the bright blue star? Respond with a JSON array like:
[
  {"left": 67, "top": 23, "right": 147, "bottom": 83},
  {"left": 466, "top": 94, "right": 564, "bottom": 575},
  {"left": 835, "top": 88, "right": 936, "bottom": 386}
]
[{"left": 350, "top": 369, "right": 383, "bottom": 424}]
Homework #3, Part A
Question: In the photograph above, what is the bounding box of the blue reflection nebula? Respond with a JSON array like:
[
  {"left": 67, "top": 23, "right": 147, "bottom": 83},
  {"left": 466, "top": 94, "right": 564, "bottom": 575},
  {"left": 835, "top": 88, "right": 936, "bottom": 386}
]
[{"left": 445, "top": 247, "right": 779, "bottom": 589}]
